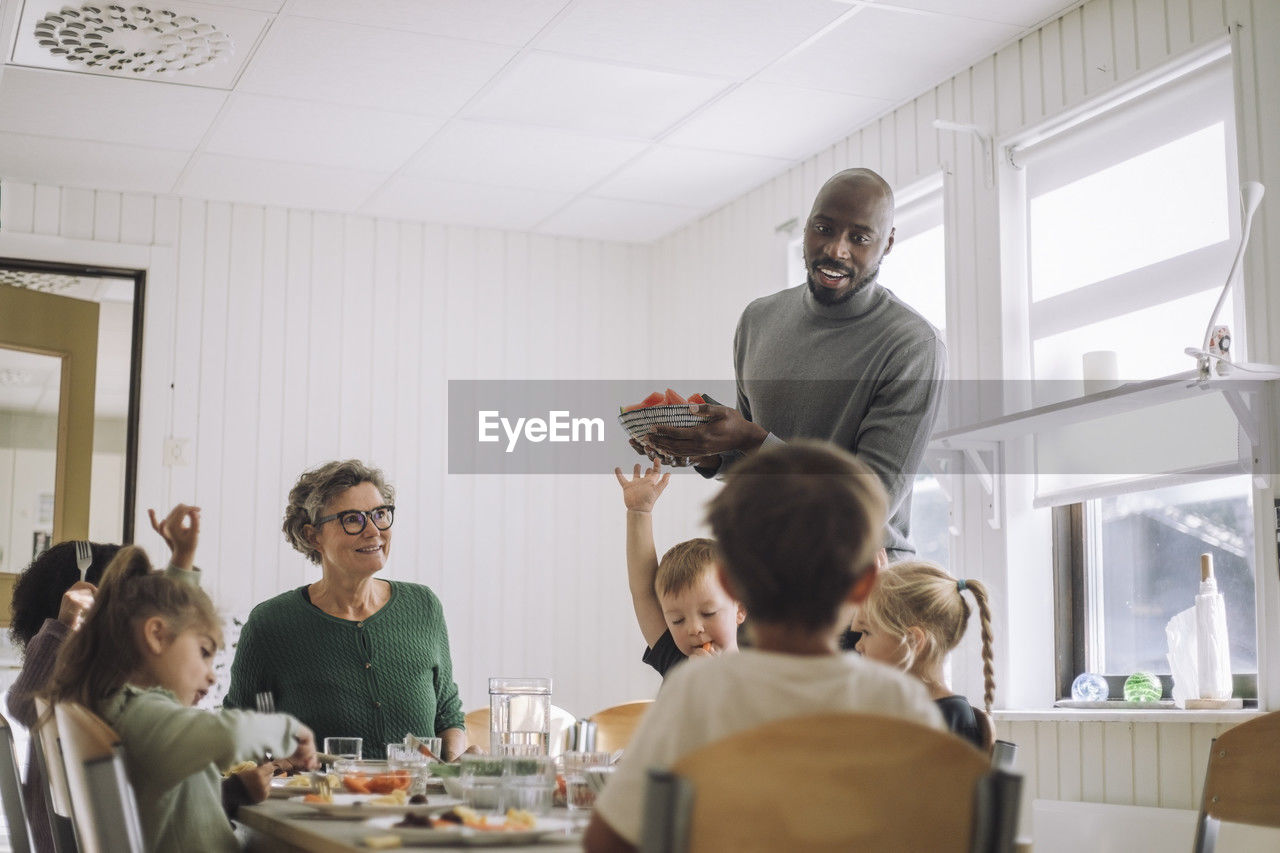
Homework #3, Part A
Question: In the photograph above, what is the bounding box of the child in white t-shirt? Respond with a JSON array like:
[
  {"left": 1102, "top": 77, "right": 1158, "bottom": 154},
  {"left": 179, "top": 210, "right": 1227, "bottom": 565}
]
[{"left": 587, "top": 441, "right": 944, "bottom": 852}]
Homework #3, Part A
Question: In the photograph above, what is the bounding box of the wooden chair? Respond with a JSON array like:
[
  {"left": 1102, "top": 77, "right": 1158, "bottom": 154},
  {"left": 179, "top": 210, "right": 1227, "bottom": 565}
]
[
  {"left": 465, "top": 704, "right": 578, "bottom": 755},
  {"left": 1192, "top": 709, "right": 1280, "bottom": 853},
  {"left": 53, "top": 702, "right": 145, "bottom": 853},
  {"left": 0, "top": 714, "right": 33, "bottom": 853},
  {"left": 640, "top": 712, "right": 1022, "bottom": 853},
  {"left": 31, "top": 697, "right": 79, "bottom": 853},
  {"left": 588, "top": 700, "right": 653, "bottom": 754}
]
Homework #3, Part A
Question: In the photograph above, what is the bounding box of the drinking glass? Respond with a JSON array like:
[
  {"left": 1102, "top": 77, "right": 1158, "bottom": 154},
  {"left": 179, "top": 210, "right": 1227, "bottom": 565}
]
[
  {"left": 502, "top": 754, "right": 556, "bottom": 816},
  {"left": 562, "top": 751, "right": 612, "bottom": 822},
  {"left": 489, "top": 677, "right": 552, "bottom": 755},
  {"left": 459, "top": 755, "right": 505, "bottom": 816},
  {"left": 386, "top": 744, "right": 431, "bottom": 796},
  {"left": 404, "top": 735, "right": 444, "bottom": 760},
  {"left": 323, "top": 737, "right": 362, "bottom": 765}
]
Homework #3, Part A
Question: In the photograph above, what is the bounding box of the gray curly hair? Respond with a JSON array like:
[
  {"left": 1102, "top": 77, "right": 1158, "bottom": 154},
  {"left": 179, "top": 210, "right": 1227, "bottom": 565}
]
[{"left": 282, "top": 460, "right": 395, "bottom": 564}]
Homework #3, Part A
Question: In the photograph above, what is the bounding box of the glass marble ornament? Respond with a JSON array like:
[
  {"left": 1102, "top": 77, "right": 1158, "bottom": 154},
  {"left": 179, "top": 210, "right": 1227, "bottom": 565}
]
[
  {"left": 1123, "top": 671, "right": 1161, "bottom": 702},
  {"left": 1071, "top": 672, "right": 1109, "bottom": 701}
]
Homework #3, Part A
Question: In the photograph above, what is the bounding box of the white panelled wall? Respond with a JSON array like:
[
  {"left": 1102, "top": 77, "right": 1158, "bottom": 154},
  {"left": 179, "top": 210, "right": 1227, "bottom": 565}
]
[
  {"left": 0, "top": 182, "right": 663, "bottom": 719},
  {"left": 646, "top": 0, "right": 1280, "bottom": 832},
  {"left": 3, "top": 0, "right": 1279, "bottom": 837}
]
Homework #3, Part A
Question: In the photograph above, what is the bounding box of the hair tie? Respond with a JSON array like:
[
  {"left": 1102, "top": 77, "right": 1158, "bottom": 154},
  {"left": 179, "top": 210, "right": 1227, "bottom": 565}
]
[{"left": 956, "top": 579, "right": 967, "bottom": 593}]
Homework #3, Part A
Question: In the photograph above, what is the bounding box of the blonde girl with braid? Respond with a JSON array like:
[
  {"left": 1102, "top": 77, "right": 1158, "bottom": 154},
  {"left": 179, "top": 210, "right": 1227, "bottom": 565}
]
[{"left": 851, "top": 560, "right": 994, "bottom": 749}]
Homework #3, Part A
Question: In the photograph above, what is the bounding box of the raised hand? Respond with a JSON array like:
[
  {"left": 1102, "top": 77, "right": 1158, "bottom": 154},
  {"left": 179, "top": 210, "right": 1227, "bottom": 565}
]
[
  {"left": 57, "top": 581, "right": 97, "bottom": 631},
  {"left": 287, "top": 724, "right": 319, "bottom": 772},
  {"left": 613, "top": 462, "right": 671, "bottom": 513},
  {"left": 148, "top": 504, "right": 201, "bottom": 570}
]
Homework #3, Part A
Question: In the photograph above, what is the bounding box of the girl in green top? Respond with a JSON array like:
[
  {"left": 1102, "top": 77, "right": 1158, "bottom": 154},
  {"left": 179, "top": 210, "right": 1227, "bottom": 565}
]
[{"left": 44, "top": 522, "right": 318, "bottom": 853}]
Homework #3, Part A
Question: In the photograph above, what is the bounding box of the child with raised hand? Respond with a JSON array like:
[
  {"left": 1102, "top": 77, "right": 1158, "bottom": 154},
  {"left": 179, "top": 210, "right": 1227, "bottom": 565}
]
[
  {"left": 851, "top": 560, "right": 995, "bottom": 749},
  {"left": 614, "top": 460, "right": 745, "bottom": 677},
  {"left": 43, "top": 524, "right": 317, "bottom": 853},
  {"left": 588, "top": 441, "right": 943, "bottom": 853}
]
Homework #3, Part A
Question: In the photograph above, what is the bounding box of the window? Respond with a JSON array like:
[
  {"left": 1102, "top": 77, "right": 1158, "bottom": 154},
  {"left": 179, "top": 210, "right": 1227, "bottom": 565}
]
[
  {"left": 883, "top": 181, "right": 950, "bottom": 567},
  {"left": 1017, "top": 54, "right": 1258, "bottom": 697}
]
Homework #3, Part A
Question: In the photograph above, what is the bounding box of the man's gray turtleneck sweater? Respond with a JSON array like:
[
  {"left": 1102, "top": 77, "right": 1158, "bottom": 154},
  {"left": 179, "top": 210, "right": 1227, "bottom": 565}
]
[{"left": 722, "top": 280, "right": 945, "bottom": 557}]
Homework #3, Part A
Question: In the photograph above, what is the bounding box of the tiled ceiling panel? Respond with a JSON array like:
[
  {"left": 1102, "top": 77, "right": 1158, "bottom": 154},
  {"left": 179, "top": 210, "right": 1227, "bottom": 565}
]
[
  {"left": 403, "top": 121, "right": 649, "bottom": 194},
  {"left": 362, "top": 175, "right": 574, "bottom": 231},
  {"left": 664, "top": 81, "right": 890, "bottom": 160},
  {"left": 286, "top": 0, "right": 568, "bottom": 46},
  {"left": 537, "top": 195, "right": 703, "bottom": 243},
  {"left": 176, "top": 152, "right": 390, "bottom": 209},
  {"left": 0, "top": 132, "right": 192, "bottom": 193},
  {"left": 595, "top": 145, "right": 792, "bottom": 209},
  {"left": 760, "top": 5, "right": 1023, "bottom": 100},
  {"left": 204, "top": 94, "right": 445, "bottom": 170},
  {"left": 0, "top": 0, "right": 1082, "bottom": 240},
  {"left": 536, "top": 0, "right": 848, "bottom": 77},
  {"left": 0, "top": 67, "right": 227, "bottom": 149},
  {"left": 238, "top": 16, "right": 518, "bottom": 115},
  {"left": 464, "top": 53, "right": 731, "bottom": 139}
]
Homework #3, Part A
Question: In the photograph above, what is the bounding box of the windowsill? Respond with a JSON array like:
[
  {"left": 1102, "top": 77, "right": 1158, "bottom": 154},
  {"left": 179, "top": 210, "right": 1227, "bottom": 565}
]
[{"left": 994, "top": 707, "right": 1263, "bottom": 724}]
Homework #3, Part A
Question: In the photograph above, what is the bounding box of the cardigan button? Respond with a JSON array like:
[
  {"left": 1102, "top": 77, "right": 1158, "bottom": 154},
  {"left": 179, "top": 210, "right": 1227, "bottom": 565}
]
[
  {"left": 365, "top": 662, "right": 372, "bottom": 669},
  {"left": 357, "top": 622, "right": 364, "bottom": 628},
  {"left": 374, "top": 701, "right": 382, "bottom": 709}
]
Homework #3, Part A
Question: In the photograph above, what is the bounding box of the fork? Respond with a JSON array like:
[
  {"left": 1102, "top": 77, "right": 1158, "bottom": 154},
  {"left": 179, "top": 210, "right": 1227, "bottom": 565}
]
[
  {"left": 74, "top": 541, "right": 92, "bottom": 582},
  {"left": 255, "top": 691, "right": 275, "bottom": 714}
]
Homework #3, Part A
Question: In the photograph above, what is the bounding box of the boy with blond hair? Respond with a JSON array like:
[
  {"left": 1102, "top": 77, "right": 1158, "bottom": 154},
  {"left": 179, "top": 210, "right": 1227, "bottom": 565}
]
[
  {"left": 614, "top": 462, "right": 745, "bottom": 676},
  {"left": 589, "top": 442, "right": 943, "bottom": 853}
]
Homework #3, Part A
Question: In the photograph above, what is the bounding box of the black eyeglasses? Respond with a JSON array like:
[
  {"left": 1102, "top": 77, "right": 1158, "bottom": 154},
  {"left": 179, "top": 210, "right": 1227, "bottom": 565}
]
[{"left": 313, "top": 505, "right": 395, "bottom": 535}]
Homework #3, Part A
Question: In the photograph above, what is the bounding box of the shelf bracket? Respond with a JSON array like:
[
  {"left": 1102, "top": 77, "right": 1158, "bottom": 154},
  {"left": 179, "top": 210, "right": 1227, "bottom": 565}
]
[
  {"left": 961, "top": 446, "right": 1002, "bottom": 530},
  {"left": 1220, "top": 386, "right": 1272, "bottom": 489},
  {"left": 922, "top": 449, "right": 961, "bottom": 536}
]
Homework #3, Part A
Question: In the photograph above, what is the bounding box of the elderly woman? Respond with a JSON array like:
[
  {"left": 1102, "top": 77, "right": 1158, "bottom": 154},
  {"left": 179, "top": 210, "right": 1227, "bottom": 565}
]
[{"left": 225, "top": 460, "right": 467, "bottom": 761}]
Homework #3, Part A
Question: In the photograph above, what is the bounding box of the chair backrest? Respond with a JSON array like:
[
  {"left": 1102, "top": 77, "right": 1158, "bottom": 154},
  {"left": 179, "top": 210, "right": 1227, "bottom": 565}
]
[
  {"left": 31, "top": 698, "right": 74, "bottom": 819},
  {"left": 990, "top": 739, "right": 1018, "bottom": 770},
  {"left": 1192, "top": 709, "right": 1280, "bottom": 853},
  {"left": 464, "top": 708, "right": 490, "bottom": 752},
  {"left": 642, "top": 712, "right": 1022, "bottom": 853},
  {"left": 0, "top": 714, "right": 33, "bottom": 853},
  {"left": 587, "top": 700, "right": 653, "bottom": 754},
  {"left": 548, "top": 704, "right": 577, "bottom": 756},
  {"left": 53, "top": 703, "right": 145, "bottom": 853}
]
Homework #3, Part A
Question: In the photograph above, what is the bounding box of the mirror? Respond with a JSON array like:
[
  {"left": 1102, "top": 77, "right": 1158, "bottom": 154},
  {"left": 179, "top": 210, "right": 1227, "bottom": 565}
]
[{"left": 0, "top": 260, "right": 143, "bottom": 571}]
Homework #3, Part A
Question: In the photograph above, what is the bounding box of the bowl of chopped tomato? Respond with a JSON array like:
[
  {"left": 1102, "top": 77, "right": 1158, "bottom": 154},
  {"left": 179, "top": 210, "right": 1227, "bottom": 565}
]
[{"left": 337, "top": 761, "right": 414, "bottom": 795}]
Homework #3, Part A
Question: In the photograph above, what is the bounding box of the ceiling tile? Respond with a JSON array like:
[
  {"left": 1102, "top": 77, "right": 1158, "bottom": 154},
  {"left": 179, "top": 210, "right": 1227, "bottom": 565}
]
[
  {"left": 361, "top": 175, "right": 573, "bottom": 231},
  {"left": 284, "top": 0, "right": 567, "bottom": 46},
  {"left": 176, "top": 153, "right": 388, "bottom": 210},
  {"left": 595, "top": 145, "right": 790, "bottom": 209},
  {"left": 0, "top": 67, "right": 226, "bottom": 149},
  {"left": 760, "top": 6, "right": 1022, "bottom": 100},
  {"left": 11, "top": 0, "right": 272, "bottom": 90},
  {"left": 0, "top": 132, "right": 190, "bottom": 193},
  {"left": 870, "top": 1, "right": 1079, "bottom": 28},
  {"left": 664, "top": 81, "right": 888, "bottom": 160},
  {"left": 536, "top": 196, "right": 703, "bottom": 243},
  {"left": 464, "top": 53, "right": 730, "bottom": 139},
  {"left": 205, "top": 94, "right": 444, "bottom": 170},
  {"left": 238, "top": 16, "right": 517, "bottom": 115},
  {"left": 537, "top": 0, "right": 847, "bottom": 77},
  {"left": 403, "top": 121, "right": 648, "bottom": 193}
]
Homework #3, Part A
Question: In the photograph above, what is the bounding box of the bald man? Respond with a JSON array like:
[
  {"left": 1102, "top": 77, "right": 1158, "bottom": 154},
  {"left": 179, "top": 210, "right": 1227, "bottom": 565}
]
[{"left": 647, "top": 168, "right": 945, "bottom": 568}]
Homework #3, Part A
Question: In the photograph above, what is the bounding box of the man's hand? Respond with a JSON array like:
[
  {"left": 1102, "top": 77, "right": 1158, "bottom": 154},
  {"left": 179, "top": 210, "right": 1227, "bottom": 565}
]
[
  {"left": 148, "top": 504, "right": 201, "bottom": 570},
  {"left": 234, "top": 763, "right": 275, "bottom": 805},
  {"left": 613, "top": 462, "right": 670, "bottom": 513},
  {"left": 644, "top": 404, "right": 767, "bottom": 460},
  {"left": 57, "top": 581, "right": 97, "bottom": 631}
]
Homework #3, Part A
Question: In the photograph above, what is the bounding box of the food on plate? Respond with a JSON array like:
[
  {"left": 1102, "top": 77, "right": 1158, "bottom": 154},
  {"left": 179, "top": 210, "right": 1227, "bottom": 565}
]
[
  {"left": 394, "top": 812, "right": 433, "bottom": 828},
  {"left": 361, "top": 835, "right": 402, "bottom": 849},
  {"left": 283, "top": 775, "right": 313, "bottom": 788},
  {"left": 302, "top": 792, "right": 333, "bottom": 804},
  {"left": 620, "top": 389, "right": 707, "bottom": 413},
  {"left": 222, "top": 760, "right": 257, "bottom": 777},
  {"left": 414, "top": 806, "right": 537, "bottom": 832},
  {"left": 370, "top": 789, "right": 408, "bottom": 806},
  {"left": 343, "top": 770, "right": 411, "bottom": 795},
  {"left": 408, "top": 793, "right": 429, "bottom": 804}
]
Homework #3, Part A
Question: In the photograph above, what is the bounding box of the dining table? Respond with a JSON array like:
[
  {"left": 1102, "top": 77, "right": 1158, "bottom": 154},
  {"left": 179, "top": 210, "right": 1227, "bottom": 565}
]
[{"left": 238, "top": 798, "right": 585, "bottom": 852}]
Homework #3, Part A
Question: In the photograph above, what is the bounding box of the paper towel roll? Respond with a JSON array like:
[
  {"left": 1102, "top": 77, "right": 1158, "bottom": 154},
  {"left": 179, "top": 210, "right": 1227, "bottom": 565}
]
[{"left": 1082, "top": 350, "right": 1120, "bottom": 394}]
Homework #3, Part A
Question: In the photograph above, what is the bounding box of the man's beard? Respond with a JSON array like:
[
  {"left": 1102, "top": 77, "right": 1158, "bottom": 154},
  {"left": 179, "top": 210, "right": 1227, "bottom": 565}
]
[{"left": 806, "top": 263, "right": 879, "bottom": 305}]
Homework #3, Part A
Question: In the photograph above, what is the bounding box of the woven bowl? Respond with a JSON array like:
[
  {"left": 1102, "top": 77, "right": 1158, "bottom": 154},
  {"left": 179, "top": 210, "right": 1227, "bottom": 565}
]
[{"left": 617, "top": 404, "right": 712, "bottom": 441}]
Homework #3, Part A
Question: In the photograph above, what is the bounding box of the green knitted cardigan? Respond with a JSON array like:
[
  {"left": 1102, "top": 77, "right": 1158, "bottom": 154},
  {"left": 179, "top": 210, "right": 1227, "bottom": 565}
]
[{"left": 224, "top": 581, "right": 465, "bottom": 760}]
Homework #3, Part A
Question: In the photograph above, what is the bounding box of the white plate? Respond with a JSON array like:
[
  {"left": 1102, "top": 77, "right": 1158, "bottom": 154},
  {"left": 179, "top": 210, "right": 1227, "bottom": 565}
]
[
  {"left": 300, "top": 793, "right": 464, "bottom": 819},
  {"left": 268, "top": 777, "right": 316, "bottom": 798},
  {"left": 368, "top": 815, "right": 578, "bottom": 846}
]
